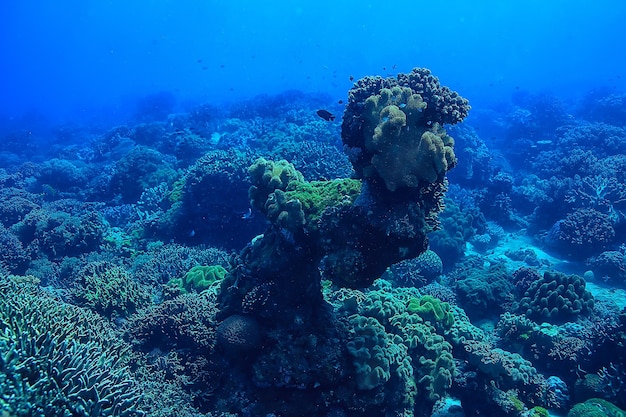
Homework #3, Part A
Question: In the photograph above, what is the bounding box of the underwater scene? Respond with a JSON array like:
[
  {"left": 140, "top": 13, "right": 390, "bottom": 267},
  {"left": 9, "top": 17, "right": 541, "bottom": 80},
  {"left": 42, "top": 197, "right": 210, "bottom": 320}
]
[{"left": 1, "top": 1, "right": 626, "bottom": 416}]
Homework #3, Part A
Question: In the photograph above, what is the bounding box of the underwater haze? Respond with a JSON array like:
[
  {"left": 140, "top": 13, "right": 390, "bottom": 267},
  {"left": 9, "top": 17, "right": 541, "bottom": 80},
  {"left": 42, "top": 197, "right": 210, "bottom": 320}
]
[
  {"left": 2, "top": 1, "right": 626, "bottom": 417},
  {"left": 2, "top": 0, "right": 625, "bottom": 124}
]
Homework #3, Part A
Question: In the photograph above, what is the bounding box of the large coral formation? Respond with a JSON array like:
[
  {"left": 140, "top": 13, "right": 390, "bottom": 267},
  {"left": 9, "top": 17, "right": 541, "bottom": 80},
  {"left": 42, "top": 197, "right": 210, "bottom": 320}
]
[
  {"left": 110, "top": 145, "right": 178, "bottom": 203},
  {"left": 13, "top": 204, "right": 105, "bottom": 259},
  {"left": 454, "top": 261, "right": 514, "bottom": 320},
  {"left": 548, "top": 208, "right": 616, "bottom": 256},
  {"left": 567, "top": 398, "right": 625, "bottom": 417},
  {"left": 155, "top": 149, "right": 264, "bottom": 249},
  {"left": 362, "top": 86, "right": 456, "bottom": 190},
  {"left": 342, "top": 67, "right": 469, "bottom": 192}
]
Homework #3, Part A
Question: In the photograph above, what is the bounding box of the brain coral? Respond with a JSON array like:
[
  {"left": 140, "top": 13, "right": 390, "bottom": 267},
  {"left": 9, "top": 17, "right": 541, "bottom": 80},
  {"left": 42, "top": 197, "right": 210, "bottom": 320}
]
[{"left": 518, "top": 271, "right": 594, "bottom": 323}]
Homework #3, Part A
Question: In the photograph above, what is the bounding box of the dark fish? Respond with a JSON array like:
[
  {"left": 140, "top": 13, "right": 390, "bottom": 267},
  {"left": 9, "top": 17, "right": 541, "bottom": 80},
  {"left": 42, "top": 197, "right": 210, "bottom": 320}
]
[
  {"left": 338, "top": 99, "right": 344, "bottom": 104},
  {"left": 316, "top": 109, "right": 335, "bottom": 121},
  {"left": 196, "top": 59, "right": 202, "bottom": 63},
  {"left": 349, "top": 75, "right": 354, "bottom": 82}
]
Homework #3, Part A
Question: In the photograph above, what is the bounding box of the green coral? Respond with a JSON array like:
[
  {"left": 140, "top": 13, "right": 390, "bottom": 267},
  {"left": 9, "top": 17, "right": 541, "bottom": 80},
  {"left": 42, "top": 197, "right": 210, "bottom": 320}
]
[
  {"left": 284, "top": 178, "right": 361, "bottom": 229},
  {"left": 249, "top": 158, "right": 362, "bottom": 234},
  {"left": 169, "top": 264, "right": 228, "bottom": 294},
  {"left": 362, "top": 86, "right": 456, "bottom": 191},
  {"left": 264, "top": 188, "right": 306, "bottom": 231},
  {"left": 248, "top": 157, "right": 305, "bottom": 210},
  {"left": 345, "top": 284, "right": 456, "bottom": 408},
  {"left": 528, "top": 406, "right": 550, "bottom": 417},
  {"left": 568, "top": 398, "right": 625, "bottom": 417},
  {"left": 406, "top": 295, "right": 455, "bottom": 330},
  {"left": 346, "top": 315, "right": 398, "bottom": 390}
]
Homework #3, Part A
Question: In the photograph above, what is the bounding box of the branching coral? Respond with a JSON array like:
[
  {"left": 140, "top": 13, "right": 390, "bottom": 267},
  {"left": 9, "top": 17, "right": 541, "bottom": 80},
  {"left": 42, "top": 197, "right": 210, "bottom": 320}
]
[{"left": 0, "top": 277, "right": 144, "bottom": 416}]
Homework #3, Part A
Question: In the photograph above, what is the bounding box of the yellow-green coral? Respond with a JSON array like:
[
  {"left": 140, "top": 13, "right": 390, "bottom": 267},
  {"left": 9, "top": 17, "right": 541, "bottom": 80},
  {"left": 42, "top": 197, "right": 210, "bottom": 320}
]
[
  {"left": 407, "top": 295, "right": 455, "bottom": 330},
  {"left": 169, "top": 264, "right": 227, "bottom": 294},
  {"left": 284, "top": 178, "right": 361, "bottom": 229},
  {"left": 248, "top": 158, "right": 305, "bottom": 210},
  {"left": 249, "top": 158, "right": 361, "bottom": 233},
  {"left": 362, "top": 86, "right": 456, "bottom": 191}
]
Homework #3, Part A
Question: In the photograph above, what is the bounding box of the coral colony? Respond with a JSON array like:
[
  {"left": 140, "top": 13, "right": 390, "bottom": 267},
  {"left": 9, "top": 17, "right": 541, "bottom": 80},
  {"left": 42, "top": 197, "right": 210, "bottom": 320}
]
[{"left": 1, "top": 68, "right": 626, "bottom": 417}]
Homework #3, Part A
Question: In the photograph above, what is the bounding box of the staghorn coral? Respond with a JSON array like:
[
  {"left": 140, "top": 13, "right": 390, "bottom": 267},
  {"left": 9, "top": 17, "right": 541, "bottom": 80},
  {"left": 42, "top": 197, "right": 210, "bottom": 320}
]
[
  {"left": 69, "top": 261, "right": 152, "bottom": 319},
  {"left": 0, "top": 277, "right": 144, "bottom": 416}
]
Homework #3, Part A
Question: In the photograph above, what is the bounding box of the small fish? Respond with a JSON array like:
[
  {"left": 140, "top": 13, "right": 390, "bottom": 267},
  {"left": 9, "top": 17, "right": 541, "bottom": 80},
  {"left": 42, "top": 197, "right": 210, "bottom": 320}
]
[
  {"left": 241, "top": 208, "right": 254, "bottom": 220},
  {"left": 338, "top": 99, "right": 344, "bottom": 104},
  {"left": 316, "top": 109, "right": 335, "bottom": 121},
  {"left": 349, "top": 75, "right": 354, "bottom": 82}
]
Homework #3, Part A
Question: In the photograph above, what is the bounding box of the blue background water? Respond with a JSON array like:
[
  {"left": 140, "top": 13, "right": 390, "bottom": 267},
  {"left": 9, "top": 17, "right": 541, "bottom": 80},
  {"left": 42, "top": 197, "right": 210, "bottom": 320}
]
[{"left": 2, "top": 0, "right": 625, "bottom": 125}]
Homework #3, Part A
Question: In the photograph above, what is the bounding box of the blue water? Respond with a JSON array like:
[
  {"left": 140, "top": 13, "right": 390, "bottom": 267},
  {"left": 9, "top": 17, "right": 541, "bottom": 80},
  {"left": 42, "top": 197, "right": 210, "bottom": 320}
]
[{"left": 2, "top": 0, "right": 625, "bottom": 124}]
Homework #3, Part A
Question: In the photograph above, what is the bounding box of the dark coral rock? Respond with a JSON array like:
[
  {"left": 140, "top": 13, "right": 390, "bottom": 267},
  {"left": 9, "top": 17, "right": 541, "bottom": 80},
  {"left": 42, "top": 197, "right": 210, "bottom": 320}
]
[
  {"left": 386, "top": 249, "right": 443, "bottom": 287},
  {"left": 216, "top": 314, "right": 262, "bottom": 354},
  {"left": 518, "top": 271, "right": 594, "bottom": 323},
  {"left": 156, "top": 149, "right": 265, "bottom": 249}
]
